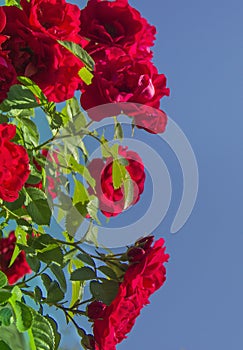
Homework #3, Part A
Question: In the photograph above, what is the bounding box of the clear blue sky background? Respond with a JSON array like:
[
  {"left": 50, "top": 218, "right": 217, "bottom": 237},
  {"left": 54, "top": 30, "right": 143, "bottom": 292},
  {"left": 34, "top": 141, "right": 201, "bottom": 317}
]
[
  {"left": 117, "top": 1, "right": 243, "bottom": 349},
  {"left": 1, "top": 0, "right": 243, "bottom": 349}
]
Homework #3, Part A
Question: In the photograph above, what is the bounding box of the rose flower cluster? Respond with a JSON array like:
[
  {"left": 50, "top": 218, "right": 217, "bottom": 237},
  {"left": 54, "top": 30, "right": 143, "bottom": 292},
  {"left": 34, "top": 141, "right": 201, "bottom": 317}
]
[
  {"left": 87, "top": 236, "right": 169, "bottom": 350},
  {"left": 80, "top": 0, "right": 170, "bottom": 134},
  {"left": 0, "top": 1, "right": 170, "bottom": 348}
]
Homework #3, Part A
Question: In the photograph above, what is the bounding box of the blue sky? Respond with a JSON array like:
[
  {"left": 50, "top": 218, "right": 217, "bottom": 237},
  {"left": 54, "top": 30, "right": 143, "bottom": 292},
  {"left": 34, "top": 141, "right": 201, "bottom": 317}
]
[
  {"left": 1, "top": 0, "right": 243, "bottom": 349},
  {"left": 118, "top": 0, "right": 243, "bottom": 349}
]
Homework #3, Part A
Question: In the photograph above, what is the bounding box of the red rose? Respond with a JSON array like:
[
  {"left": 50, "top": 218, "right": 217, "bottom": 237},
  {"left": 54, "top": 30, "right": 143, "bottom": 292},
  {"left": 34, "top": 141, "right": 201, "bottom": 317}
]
[
  {"left": 0, "top": 232, "right": 32, "bottom": 285},
  {"left": 0, "top": 51, "right": 17, "bottom": 104},
  {"left": 2, "top": 6, "right": 84, "bottom": 103},
  {"left": 87, "top": 146, "right": 145, "bottom": 217},
  {"left": 80, "top": 48, "right": 169, "bottom": 133},
  {"left": 93, "top": 237, "right": 169, "bottom": 349},
  {"left": 21, "top": 0, "right": 83, "bottom": 43},
  {"left": 80, "top": 0, "right": 156, "bottom": 59},
  {"left": 0, "top": 124, "right": 30, "bottom": 202}
]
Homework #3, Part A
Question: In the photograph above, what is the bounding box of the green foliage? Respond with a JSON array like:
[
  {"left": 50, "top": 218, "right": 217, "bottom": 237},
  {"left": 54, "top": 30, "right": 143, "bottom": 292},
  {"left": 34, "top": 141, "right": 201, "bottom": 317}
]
[
  {"left": 0, "top": 85, "right": 39, "bottom": 112},
  {"left": 5, "top": 0, "right": 21, "bottom": 8},
  {"left": 0, "top": 272, "right": 8, "bottom": 289},
  {"left": 90, "top": 280, "right": 119, "bottom": 305},
  {"left": 26, "top": 199, "right": 52, "bottom": 225},
  {"left": 29, "top": 312, "right": 55, "bottom": 350},
  {"left": 0, "top": 308, "right": 13, "bottom": 327},
  {"left": 57, "top": 41, "right": 95, "bottom": 71},
  {"left": 14, "top": 301, "right": 33, "bottom": 332},
  {"left": 70, "top": 267, "right": 96, "bottom": 281}
]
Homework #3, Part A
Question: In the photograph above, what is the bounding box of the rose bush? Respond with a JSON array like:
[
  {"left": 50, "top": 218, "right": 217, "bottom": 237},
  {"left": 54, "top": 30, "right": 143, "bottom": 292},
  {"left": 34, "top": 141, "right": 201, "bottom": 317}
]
[{"left": 0, "top": 0, "right": 171, "bottom": 349}]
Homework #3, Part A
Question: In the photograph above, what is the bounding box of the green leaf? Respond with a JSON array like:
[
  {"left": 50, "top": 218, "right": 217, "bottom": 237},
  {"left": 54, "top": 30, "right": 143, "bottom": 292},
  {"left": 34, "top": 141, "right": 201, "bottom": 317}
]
[
  {"left": 112, "top": 159, "right": 127, "bottom": 190},
  {"left": 77, "top": 253, "right": 96, "bottom": 268},
  {"left": 98, "top": 266, "right": 118, "bottom": 280},
  {"left": 34, "top": 287, "right": 43, "bottom": 303},
  {"left": 5, "top": 0, "right": 21, "bottom": 8},
  {"left": 45, "top": 281, "right": 65, "bottom": 303},
  {"left": 66, "top": 96, "right": 80, "bottom": 119},
  {"left": 20, "top": 118, "right": 40, "bottom": 147},
  {"left": 37, "top": 247, "right": 63, "bottom": 266},
  {"left": 9, "top": 226, "right": 27, "bottom": 267},
  {"left": 57, "top": 41, "right": 95, "bottom": 71},
  {"left": 50, "top": 264, "right": 67, "bottom": 293},
  {"left": 73, "top": 179, "right": 89, "bottom": 205},
  {"left": 0, "top": 340, "right": 12, "bottom": 350},
  {"left": 68, "top": 156, "right": 96, "bottom": 189},
  {"left": 0, "top": 271, "right": 8, "bottom": 288},
  {"left": 0, "top": 292, "right": 12, "bottom": 304},
  {"left": 90, "top": 280, "right": 119, "bottom": 305},
  {"left": 26, "top": 199, "right": 52, "bottom": 225},
  {"left": 123, "top": 176, "right": 134, "bottom": 210},
  {"left": 25, "top": 187, "right": 46, "bottom": 201},
  {"left": 69, "top": 280, "right": 82, "bottom": 312},
  {"left": 0, "top": 85, "right": 39, "bottom": 112},
  {"left": 17, "top": 76, "right": 47, "bottom": 103},
  {"left": 84, "top": 225, "right": 99, "bottom": 247},
  {"left": 114, "top": 121, "right": 123, "bottom": 140},
  {"left": 41, "top": 274, "right": 52, "bottom": 291},
  {"left": 65, "top": 205, "right": 85, "bottom": 237},
  {"left": 0, "top": 308, "right": 13, "bottom": 327},
  {"left": 87, "top": 197, "right": 100, "bottom": 224},
  {"left": 45, "top": 316, "right": 61, "bottom": 350},
  {"left": 78, "top": 67, "right": 93, "bottom": 85},
  {"left": 25, "top": 256, "right": 41, "bottom": 273},
  {"left": 70, "top": 267, "right": 96, "bottom": 281},
  {"left": 14, "top": 301, "right": 33, "bottom": 332},
  {"left": 29, "top": 312, "right": 55, "bottom": 350}
]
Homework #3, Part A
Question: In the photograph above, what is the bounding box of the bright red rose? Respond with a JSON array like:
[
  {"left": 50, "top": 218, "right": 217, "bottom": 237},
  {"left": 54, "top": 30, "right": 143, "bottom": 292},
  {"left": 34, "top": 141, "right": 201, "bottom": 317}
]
[
  {"left": 80, "top": 48, "right": 169, "bottom": 133},
  {"left": 87, "top": 146, "right": 145, "bottom": 217},
  {"left": 21, "top": 0, "right": 83, "bottom": 43},
  {"left": 2, "top": 6, "right": 84, "bottom": 103},
  {"left": 92, "top": 237, "right": 169, "bottom": 349},
  {"left": 80, "top": 0, "right": 156, "bottom": 59},
  {"left": 0, "top": 51, "right": 17, "bottom": 104},
  {"left": 0, "top": 124, "right": 30, "bottom": 202},
  {"left": 0, "top": 232, "right": 32, "bottom": 285}
]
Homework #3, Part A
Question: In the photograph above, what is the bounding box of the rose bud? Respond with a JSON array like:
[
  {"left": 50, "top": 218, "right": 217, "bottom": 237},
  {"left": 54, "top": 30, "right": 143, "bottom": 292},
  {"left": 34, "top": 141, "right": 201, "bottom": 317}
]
[
  {"left": 136, "top": 235, "right": 154, "bottom": 251},
  {"left": 87, "top": 301, "right": 107, "bottom": 320},
  {"left": 127, "top": 247, "right": 146, "bottom": 262}
]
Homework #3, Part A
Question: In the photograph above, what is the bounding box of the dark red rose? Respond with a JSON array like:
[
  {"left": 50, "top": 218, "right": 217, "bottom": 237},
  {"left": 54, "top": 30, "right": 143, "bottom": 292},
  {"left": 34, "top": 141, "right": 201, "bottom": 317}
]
[
  {"left": 80, "top": 0, "right": 156, "bottom": 59},
  {"left": 87, "top": 146, "right": 145, "bottom": 217},
  {"left": 0, "top": 232, "right": 32, "bottom": 285},
  {"left": 2, "top": 6, "right": 84, "bottom": 103},
  {"left": 21, "top": 0, "right": 83, "bottom": 43},
  {"left": 0, "top": 124, "right": 30, "bottom": 202},
  {"left": 80, "top": 48, "right": 169, "bottom": 133},
  {"left": 93, "top": 237, "right": 169, "bottom": 349},
  {"left": 0, "top": 51, "right": 17, "bottom": 103},
  {"left": 87, "top": 301, "right": 107, "bottom": 320}
]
